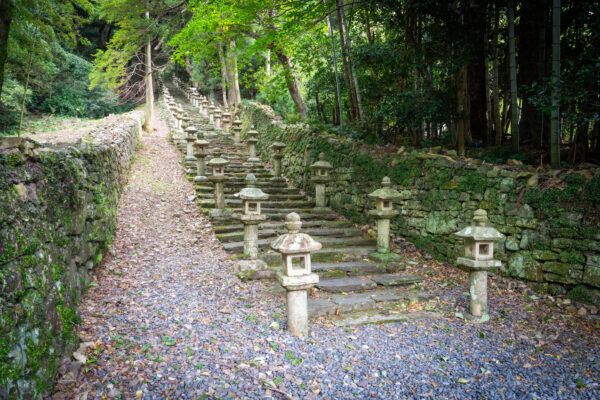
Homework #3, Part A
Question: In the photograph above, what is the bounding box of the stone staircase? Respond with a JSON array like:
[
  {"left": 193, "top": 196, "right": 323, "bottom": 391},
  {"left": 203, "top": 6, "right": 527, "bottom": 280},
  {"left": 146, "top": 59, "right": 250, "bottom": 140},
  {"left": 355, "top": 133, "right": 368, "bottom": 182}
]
[{"left": 164, "top": 83, "right": 438, "bottom": 325}]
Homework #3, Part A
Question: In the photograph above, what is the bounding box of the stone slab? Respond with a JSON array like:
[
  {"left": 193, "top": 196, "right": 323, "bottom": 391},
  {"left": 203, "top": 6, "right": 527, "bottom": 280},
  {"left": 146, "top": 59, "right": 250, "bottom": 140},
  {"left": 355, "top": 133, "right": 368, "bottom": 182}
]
[
  {"left": 316, "top": 277, "right": 377, "bottom": 293},
  {"left": 308, "top": 298, "right": 337, "bottom": 317},
  {"left": 331, "top": 294, "right": 376, "bottom": 312},
  {"left": 371, "top": 274, "right": 423, "bottom": 287},
  {"left": 332, "top": 311, "right": 440, "bottom": 327}
]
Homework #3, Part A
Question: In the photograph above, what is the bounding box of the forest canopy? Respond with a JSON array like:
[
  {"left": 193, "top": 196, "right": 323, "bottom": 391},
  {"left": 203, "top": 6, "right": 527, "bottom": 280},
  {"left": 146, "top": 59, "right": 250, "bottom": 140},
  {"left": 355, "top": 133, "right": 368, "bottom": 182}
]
[{"left": 1, "top": 0, "right": 599, "bottom": 167}]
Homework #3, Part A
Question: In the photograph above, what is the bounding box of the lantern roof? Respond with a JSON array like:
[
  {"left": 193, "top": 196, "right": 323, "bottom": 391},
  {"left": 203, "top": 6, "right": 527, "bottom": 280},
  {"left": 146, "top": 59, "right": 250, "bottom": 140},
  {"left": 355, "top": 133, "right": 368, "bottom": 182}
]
[
  {"left": 310, "top": 153, "right": 332, "bottom": 170},
  {"left": 271, "top": 213, "right": 322, "bottom": 254},
  {"left": 369, "top": 176, "right": 401, "bottom": 200},
  {"left": 235, "top": 174, "right": 269, "bottom": 200},
  {"left": 207, "top": 152, "right": 229, "bottom": 167},
  {"left": 454, "top": 209, "right": 504, "bottom": 241}
]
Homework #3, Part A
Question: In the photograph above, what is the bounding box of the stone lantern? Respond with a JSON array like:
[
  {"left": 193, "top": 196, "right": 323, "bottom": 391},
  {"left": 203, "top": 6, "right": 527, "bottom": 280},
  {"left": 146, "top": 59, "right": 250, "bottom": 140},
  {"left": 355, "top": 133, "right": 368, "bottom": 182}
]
[
  {"left": 174, "top": 107, "right": 184, "bottom": 131},
  {"left": 234, "top": 174, "right": 270, "bottom": 278},
  {"left": 214, "top": 109, "right": 222, "bottom": 130},
  {"left": 201, "top": 98, "right": 209, "bottom": 116},
  {"left": 270, "top": 142, "right": 286, "bottom": 182},
  {"left": 454, "top": 209, "right": 504, "bottom": 322},
  {"left": 208, "top": 105, "right": 216, "bottom": 124},
  {"left": 246, "top": 126, "right": 260, "bottom": 164},
  {"left": 232, "top": 119, "right": 242, "bottom": 145},
  {"left": 193, "top": 138, "right": 210, "bottom": 182},
  {"left": 222, "top": 111, "right": 232, "bottom": 132},
  {"left": 207, "top": 152, "right": 229, "bottom": 215},
  {"left": 184, "top": 126, "right": 198, "bottom": 165},
  {"left": 310, "top": 153, "right": 332, "bottom": 210},
  {"left": 368, "top": 177, "right": 401, "bottom": 253},
  {"left": 271, "top": 213, "right": 322, "bottom": 336}
]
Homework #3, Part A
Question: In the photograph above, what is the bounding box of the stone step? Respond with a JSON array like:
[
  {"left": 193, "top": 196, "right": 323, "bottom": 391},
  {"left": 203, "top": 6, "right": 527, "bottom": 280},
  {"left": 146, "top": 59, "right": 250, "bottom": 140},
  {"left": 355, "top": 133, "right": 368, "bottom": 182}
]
[
  {"left": 212, "top": 220, "right": 355, "bottom": 234},
  {"left": 196, "top": 193, "right": 305, "bottom": 201},
  {"left": 222, "top": 236, "right": 375, "bottom": 253},
  {"left": 308, "top": 289, "right": 435, "bottom": 317},
  {"left": 196, "top": 186, "right": 301, "bottom": 195},
  {"left": 210, "top": 212, "right": 339, "bottom": 225},
  {"left": 310, "top": 246, "right": 377, "bottom": 263},
  {"left": 312, "top": 261, "right": 386, "bottom": 277},
  {"left": 371, "top": 273, "right": 424, "bottom": 287},
  {"left": 331, "top": 311, "right": 440, "bottom": 327},
  {"left": 316, "top": 277, "right": 377, "bottom": 293},
  {"left": 198, "top": 199, "right": 315, "bottom": 209},
  {"left": 216, "top": 227, "right": 363, "bottom": 243}
]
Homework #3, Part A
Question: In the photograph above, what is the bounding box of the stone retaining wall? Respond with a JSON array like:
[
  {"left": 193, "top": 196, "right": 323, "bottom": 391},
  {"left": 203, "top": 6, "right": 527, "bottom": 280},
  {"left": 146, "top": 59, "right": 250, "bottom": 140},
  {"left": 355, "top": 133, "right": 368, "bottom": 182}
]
[
  {"left": 0, "top": 112, "right": 142, "bottom": 398},
  {"left": 241, "top": 101, "right": 600, "bottom": 303}
]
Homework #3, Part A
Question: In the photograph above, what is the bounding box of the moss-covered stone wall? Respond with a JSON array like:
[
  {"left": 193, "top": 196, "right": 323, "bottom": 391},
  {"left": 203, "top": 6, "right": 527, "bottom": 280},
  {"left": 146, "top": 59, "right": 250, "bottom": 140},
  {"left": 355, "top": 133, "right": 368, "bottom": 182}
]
[
  {"left": 0, "top": 112, "right": 142, "bottom": 399},
  {"left": 241, "top": 101, "right": 600, "bottom": 303}
]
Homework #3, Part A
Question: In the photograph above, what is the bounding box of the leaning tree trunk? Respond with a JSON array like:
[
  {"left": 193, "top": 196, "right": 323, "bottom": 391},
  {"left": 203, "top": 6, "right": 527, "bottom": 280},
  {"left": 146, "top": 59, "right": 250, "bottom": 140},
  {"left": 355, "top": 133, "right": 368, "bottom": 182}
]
[
  {"left": 340, "top": 0, "right": 364, "bottom": 121},
  {"left": 217, "top": 42, "right": 229, "bottom": 108},
  {"left": 492, "top": 4, "right": 502, "bottom": 146},
  {"left": 457, "top": 62, "right": 468, "bottom": 156},
  {"left": 508, "top": 0, "right": 519, "bottom": 152},
  {"left": 550, "top": 0, "right": 561, "bottom": 168},
  {"left": 143, "top": 6, "right": 154, "bottom": 133},
  {"left": 18, "top": 48, "right": 34, "bottom": 137},
  {"left": 228, "top": 41, "right": 242, "bottom": 106},
  {"left": 273, "top": 47, "right": 307, "bottom": 119},
  {"left": 326, "top": 9, "right": 343, "bottom": 127},
  {"left": 335, "top": 0, "right": 357, "bottom": 121},
  {"left": 0, "top": 0, "right": 14, "bottom": 99}
]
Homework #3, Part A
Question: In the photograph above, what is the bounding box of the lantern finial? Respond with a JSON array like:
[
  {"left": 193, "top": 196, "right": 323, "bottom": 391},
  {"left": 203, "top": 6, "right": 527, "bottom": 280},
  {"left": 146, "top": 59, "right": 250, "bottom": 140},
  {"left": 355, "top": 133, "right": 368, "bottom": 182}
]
[
  {"left": 285, "top": 212, "right": 302, "bottom": 233},
  {"left": 473, "top": 209, "right": 488, "bottom": 227}
]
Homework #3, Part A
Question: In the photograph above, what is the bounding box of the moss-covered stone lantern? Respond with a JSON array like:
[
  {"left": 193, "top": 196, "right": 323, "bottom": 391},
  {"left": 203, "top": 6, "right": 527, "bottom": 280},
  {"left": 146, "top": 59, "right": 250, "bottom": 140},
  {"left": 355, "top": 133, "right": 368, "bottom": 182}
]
[
  {"left": 246, "top": 125, "right": 260, "bottom": 164},
  {"left": 232, "top": 119, "right": 242, "bottom": 145},
  {"left": 454, "top": 209, "right": 504, "bottom": 322},
  {"left": 270, "top": 142, "right": 286, "bottom": 182},
  {"left": 207, "top": 152, "right": 229, "bottom": 215},
  {"left": 222, "top": 111, "right": 232, "bottom": 132},
  {"left": 271, "top": 212, "right": 322, "bottom": 336},
  {"left": 234, "top": 174, "right": 270, "bottom": 278},
  {"left": 310, "top": 153, "right": 332, "bottom": 210},
  {"left": 184, "top": 126, "right": 198, "bottom": 165},
  {"left": 208, "top": 104, "right": 215, "bottom": 124},
  {"left": 193, "top": 138, "right": 210, "bottom": 182},
  {"left": 214, "top": 109, "right": 222, "bottom": 130}
]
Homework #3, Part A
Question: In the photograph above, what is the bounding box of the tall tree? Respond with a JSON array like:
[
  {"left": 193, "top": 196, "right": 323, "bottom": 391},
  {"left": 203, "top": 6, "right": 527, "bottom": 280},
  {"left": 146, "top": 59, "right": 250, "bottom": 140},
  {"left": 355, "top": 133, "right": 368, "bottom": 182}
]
[
  {"left": 550, "top": 0, "right": 561, "bottom": 168},
  {"left": 507, "top": 0, "right": 520, "bottom": 152}
]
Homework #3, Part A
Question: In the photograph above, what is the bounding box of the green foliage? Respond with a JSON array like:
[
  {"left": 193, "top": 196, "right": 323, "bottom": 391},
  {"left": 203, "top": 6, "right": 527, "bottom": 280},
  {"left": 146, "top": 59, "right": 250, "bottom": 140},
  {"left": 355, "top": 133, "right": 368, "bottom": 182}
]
[{"left": 39, "top": 48, "right": 131, "bottom": 118}]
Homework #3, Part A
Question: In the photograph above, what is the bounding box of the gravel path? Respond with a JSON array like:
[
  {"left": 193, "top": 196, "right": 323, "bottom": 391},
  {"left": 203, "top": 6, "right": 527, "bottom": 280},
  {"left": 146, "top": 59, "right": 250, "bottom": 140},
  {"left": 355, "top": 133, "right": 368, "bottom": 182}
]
[{"left": 51, "top": 107, "right": 600, "bottom": 400}]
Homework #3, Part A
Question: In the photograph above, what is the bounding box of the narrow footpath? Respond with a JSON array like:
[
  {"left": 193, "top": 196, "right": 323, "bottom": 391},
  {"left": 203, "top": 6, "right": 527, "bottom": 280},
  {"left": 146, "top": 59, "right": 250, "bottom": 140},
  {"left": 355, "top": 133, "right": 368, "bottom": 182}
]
[{"left": 50, "top": 107, "right": 599, "bottom": 400}]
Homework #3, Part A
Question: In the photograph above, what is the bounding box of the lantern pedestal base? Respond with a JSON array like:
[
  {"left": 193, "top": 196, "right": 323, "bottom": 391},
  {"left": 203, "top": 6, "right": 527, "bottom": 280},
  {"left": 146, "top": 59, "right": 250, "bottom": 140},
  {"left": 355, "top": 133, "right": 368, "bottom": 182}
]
[
  {"left": 464, "top": 312, "right": 490, "bottom": 323},
  {"left": 270, "top": 176, "right": 285, "bottom": 183},
  {"left": 369, "top": 251, "right": 403, "bottom": 270},
  {"left": 235, "top": 259, "right": 270, "bottom": 280},
  {"left": 276, "top": 272, "right": 319, "bottom": 337},
  {"left": 313, "top": 206, "right": 332, "bottom": 213},
  {"left": 209, "top": 208, "right": 232, "bottom": 218},
  {"left": 194, "top": 175, "right": 208, "bottom": 183}
]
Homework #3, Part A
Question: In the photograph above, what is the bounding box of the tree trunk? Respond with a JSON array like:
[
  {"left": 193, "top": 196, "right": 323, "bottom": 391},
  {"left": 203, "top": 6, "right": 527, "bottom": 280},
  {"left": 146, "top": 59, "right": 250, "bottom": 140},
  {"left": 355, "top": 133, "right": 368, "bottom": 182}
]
[
  {"left": 18, "top": 48, "right": 34, "bottom": 137},
  {"left": 144, "top": 8, "right": 154, "bottom": 133},
  {"left": 326, "top": 10, "right": 343, "bottom": 127},
  {"left": 518, "top": 0, "right": 547, "bottom": 147},
  {"left": 340, "top": 0, "right": 363, "bottom": 121},
  {"left": 0, "top": 0, "right": 14, "bottom": 99},
  {"left": 484, "top": 8, "right": 492, "bottom": 146},
  {"left": 457, "top": 63, "right": 467, "bottom": 156},
  {"left": 228, "top": 41, "right": 242, "bottom": 105},
  {"left": 508, "top": 0, "right": 519, "bottom": 152},
  {"left": 273, "top": 47, "right": 307, "bottom": 118},
  {"left": 492, "top": 4, "right": 502, "bottom": 146},
  {"left": 550, "top": 0, "right": 561, "bottom": 168},
  {"left": 217, "top": 42, "right": 229, "bottom": 108},
  {"left": 465, "top": 0, "right": 488, "bottom": 143},
  {"left": 335, "top": 0, "right": 357, "bottom": 121},
  {"left": 266, "top": 48, "right": 271, "bottom": 76},
  {"left": 364, "top": 8, "right": 374, "bottom": 45}
]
